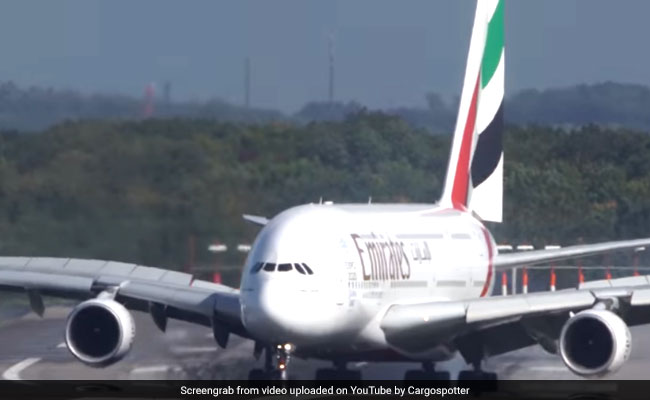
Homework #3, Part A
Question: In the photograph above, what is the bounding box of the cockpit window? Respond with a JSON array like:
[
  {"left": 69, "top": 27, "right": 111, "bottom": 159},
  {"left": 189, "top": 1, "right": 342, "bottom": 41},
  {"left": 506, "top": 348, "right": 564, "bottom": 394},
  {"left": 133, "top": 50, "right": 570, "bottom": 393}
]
[
  {"left": 277, "top": 263, "right": 293, "bottom": 272},
  {"left": 254, "top": 261, "right": 313, "bottom": 275},
  {"left": 250, "top": 262, "right": 264, "bottom": 274},
  {"left": 294, "top": 263, "right": 306, "bottom": 274},
  {"left": 302, "top": 263, "right": 314, "bottom": 275}
]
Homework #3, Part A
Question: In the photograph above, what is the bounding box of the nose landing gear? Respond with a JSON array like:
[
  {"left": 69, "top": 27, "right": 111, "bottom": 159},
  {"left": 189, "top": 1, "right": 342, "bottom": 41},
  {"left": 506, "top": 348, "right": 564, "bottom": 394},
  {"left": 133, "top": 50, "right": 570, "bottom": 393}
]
[
  {"left": 276, "top": 343, "right": 293, "bottom": 380},
  {"left": 248, "top": 343, "right": 294, "bottom": 380}
]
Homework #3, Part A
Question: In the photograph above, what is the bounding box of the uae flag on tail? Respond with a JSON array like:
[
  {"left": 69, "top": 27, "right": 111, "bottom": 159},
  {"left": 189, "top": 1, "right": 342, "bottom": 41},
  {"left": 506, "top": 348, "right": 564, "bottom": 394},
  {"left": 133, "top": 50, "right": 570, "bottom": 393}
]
[{"left": 441, "top": 0, "right": 504, "bottom": 223}]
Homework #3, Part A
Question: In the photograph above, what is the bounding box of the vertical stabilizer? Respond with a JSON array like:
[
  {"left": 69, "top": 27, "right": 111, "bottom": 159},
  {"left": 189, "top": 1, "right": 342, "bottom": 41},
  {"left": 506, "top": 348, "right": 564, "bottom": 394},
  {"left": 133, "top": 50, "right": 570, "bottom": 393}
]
[{"left": 440, "top": 0, "right": 504, "bottom": 222}]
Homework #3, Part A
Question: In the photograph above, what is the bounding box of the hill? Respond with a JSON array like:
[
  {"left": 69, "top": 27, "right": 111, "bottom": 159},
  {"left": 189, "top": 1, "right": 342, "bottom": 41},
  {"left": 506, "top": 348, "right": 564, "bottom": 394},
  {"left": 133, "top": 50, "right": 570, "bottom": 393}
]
[{"left": 2, "top": 81, "right": 650, "bottom": 133}]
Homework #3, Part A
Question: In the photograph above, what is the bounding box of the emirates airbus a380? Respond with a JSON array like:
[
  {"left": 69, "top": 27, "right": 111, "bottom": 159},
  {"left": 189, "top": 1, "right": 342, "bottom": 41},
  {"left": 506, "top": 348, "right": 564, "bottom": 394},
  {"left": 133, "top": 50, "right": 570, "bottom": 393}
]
[{"left": 2, "top": 0, "right": 650, "bottom": 381}]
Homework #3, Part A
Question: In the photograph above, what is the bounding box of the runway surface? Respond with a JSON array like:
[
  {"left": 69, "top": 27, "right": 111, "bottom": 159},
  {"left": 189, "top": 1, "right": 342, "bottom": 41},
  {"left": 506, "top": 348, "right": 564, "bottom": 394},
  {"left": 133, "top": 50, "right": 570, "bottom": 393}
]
[{"left": 1, "top": 305, "right": 649, "bottom": 380}]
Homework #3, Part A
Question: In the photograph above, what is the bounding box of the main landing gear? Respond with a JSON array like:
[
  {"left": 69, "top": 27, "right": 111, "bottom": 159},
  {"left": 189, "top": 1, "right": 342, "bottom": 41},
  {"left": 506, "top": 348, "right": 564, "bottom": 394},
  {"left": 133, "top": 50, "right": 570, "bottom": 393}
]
[
  {"left": 403, "top": 362, "right": 451, "bottom": 381},
  {"left": 315, "top": 360, "right": 362, "bottom": 380},
  {"left": 248, "top": 343, "right": 294, "bottom": 380},
  {"left": 458, "top": 361, "right": 498, "bottom": 381}
]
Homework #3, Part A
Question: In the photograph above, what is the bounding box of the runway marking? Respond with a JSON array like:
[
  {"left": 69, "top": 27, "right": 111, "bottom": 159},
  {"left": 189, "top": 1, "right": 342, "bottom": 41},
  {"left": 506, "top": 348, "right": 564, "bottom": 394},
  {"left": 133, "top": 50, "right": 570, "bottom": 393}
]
[
  {"left": 171, "top": 346, "right": 217, "bottom": 355},
  {"left": 2, "top": 357, "right": 41, "bottom": 381},
  {"left": 165, "top": 329, "right": 190, "bottom": 341},
  {"left": 528, "top": 365, "right": 567, "bottom": 372},
  {"left": 131, "top": 365, "right": 170, "bottom": 374}
]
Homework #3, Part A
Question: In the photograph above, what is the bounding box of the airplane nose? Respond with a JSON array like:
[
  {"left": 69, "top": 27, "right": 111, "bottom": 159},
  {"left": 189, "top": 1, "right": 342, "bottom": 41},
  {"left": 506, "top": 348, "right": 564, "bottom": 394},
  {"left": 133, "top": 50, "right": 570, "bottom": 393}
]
[
  {"left": 257, "top": 280, "right": 292, "bottom": 329},
  {"left": 242, "top": 279, "right": 333, "bottom": 343},
  {"left": 243, "top": 280, "right": 295, "bottom": 339}
]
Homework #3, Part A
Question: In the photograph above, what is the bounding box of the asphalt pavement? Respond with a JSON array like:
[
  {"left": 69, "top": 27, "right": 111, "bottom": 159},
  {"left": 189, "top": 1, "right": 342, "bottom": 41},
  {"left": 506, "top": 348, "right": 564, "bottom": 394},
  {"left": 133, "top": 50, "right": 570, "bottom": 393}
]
[{"left": 0, "top": 306, "right": 649, "bottom": 380}]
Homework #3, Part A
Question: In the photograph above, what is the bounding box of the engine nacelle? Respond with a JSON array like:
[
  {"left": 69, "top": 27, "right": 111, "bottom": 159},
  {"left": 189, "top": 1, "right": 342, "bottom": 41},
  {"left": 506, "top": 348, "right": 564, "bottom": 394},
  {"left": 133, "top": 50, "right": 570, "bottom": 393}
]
[
  {"left": 65, "top": 298, "right": 135, "bottom": 367},
  {"left": 559, "top": 309, "right": 631, "bottom": 378}
]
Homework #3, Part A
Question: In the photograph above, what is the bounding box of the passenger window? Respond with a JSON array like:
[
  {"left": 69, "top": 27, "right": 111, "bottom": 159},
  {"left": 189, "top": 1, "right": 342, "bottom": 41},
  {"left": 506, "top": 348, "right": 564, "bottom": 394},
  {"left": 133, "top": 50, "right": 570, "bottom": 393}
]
[
  {"left": 251, "top": 262, "right": 264, "bottom": 274},
  {"left": 302, "top": 263, "right": 314, "bottom": 275},
  {"left": 263, "top": 263, "right": 276, "bottom": 272},
  {"left": 294, "top": 263, "right": 306, "bottom": 274},
  {"left": 278, "top": 263, "right": 292, "bottom": 272}
]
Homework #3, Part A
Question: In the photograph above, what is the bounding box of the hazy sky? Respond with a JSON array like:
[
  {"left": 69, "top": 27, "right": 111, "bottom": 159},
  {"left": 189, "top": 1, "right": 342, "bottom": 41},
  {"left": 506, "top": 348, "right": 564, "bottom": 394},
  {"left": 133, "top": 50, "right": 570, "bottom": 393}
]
[{"left": 1, "top": 0, "right": 648, "bottom": 112}]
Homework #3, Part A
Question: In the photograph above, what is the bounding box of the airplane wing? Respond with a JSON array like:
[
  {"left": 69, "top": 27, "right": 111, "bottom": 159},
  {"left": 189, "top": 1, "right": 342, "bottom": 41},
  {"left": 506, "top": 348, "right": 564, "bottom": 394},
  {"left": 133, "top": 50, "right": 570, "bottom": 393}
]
[
  {"left": 0, "top": 257, "right": 247, "bottom": 347},
  {"left": 243, "top": 214, "right": 269, "bottom": 226},
  {"left": 494, "top": 237, "right": 650, "bottom": 270},
  {"left": 380, "top": 274, "right": 650, "bottom": 366}
]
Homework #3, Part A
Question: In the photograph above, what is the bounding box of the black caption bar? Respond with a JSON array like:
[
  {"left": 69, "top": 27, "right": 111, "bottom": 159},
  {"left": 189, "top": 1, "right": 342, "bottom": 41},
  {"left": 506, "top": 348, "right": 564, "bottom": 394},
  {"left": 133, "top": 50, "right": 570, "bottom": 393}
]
[{"left": 0, "top": 380, "right": 644, "bottom": 400}]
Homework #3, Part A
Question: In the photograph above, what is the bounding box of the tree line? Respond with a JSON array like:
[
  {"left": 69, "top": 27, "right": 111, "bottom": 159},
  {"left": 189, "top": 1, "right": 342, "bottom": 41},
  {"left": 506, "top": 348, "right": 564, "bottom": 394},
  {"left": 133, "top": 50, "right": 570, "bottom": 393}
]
[{"left": 1, "top": 113, "right": 649, "bottom": 278}]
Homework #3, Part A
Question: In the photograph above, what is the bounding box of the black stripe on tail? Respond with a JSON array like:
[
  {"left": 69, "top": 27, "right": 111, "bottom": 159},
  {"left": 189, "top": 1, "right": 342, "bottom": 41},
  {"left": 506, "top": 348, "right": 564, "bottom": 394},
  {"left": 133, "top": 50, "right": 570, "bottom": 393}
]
[{"left": 471, "top": 103, "right": 503, "bottom": 188}]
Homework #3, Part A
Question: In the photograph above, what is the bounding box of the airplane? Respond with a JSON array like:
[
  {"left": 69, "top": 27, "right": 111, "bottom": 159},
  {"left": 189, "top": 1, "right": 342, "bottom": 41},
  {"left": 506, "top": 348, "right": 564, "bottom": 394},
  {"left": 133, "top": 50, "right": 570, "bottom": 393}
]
[{"left": 2, "top": 0, "right": 650, "bottom": 382}]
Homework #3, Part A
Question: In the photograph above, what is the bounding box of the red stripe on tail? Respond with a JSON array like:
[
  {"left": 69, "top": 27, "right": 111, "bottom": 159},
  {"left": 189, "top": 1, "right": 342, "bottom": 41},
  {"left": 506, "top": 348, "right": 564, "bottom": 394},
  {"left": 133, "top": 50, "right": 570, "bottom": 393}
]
[{"left": 451, "top": 76, "right": 481, "bottom": 209}]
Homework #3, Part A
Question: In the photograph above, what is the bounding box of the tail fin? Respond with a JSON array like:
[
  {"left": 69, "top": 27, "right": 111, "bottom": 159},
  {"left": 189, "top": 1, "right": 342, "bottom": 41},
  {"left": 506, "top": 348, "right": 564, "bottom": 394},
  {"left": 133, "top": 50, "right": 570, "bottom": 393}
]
[{"left": 440, "top": 0, "right": 504, "bottom": 222}]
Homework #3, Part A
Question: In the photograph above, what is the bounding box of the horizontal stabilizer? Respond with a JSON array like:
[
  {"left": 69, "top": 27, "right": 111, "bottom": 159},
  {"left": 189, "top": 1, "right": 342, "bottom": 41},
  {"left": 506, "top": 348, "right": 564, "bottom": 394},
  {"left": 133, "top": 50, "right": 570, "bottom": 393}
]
[
  {"left": 242, "top": 214, "right": 269, "bottom": 226},
  {"left": 494, "top": 238, "right": 650, "bottom": 270}
]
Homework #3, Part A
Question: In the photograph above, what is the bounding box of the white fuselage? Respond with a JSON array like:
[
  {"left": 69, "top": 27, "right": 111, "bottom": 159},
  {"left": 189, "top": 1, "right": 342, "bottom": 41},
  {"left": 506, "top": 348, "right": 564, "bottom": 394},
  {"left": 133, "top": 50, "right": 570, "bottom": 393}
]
[{"left": 240, "top": 203, "right": 496, "bottom": 362}]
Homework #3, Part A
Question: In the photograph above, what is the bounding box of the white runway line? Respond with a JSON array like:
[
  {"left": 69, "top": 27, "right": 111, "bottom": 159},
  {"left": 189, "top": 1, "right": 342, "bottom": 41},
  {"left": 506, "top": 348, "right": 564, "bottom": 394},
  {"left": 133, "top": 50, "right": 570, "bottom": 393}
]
[
  {"left": 2, "top": 357, "right": 41, "bottom": 380},
  {"left": 130, "top": 365, "right": 170, "bottom": 374},
  {"left": 129, "top": 364, "right": 184, "bottom": 379},
  {"left": 170, "top": 346, "right": 217, "bottom": 355},
  {"left": 528, "top": 365, "right": 568, "bottom": 372},
  {"left": 129, "top": 364, "right": 171, "bottom": 379},
  {"left": 165, "top": 329, "right": 190, "bottom": 341}
]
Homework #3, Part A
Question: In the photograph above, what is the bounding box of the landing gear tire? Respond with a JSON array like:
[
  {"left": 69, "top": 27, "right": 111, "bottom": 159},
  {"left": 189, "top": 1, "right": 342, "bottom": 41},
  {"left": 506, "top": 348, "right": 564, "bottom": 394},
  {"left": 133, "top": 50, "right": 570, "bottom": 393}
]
[
  {"left": 458, "top": 371, "right": 474, "bottom": 380},
  {"left": 248, "top": 369, "right": 290, "bottom": 381},
  {"left": 404, "top": 370, "right": 451, "bottom": 381},
  {"left": 315, "top": 369, "right": 337, "bottom": 381},
  {"left": 432, "top": 371, "right": 451, "bottom": 381},
  {"left": 315, "top": 368, "right": 362, "bottom": 381},
  {"left": 404, "top": 361, "right": 450, "bottom": 382},
  {"left": 483, "top": 372, "right": 497, "bottom": 381},
  {"left": 458, "top": 370, "right": 498, "bottom": 380},
  {"left": 458, "top": 370, "right": 498, "bottom": 393},
  {"left": 340, "top": 370, "right": 362, "bottom": 381},
  {"left": 248, "top": 369, "right": 266, "bottom": 381},
  {"left": 404, "top": 370, "right": 425, "bottom": 381}
]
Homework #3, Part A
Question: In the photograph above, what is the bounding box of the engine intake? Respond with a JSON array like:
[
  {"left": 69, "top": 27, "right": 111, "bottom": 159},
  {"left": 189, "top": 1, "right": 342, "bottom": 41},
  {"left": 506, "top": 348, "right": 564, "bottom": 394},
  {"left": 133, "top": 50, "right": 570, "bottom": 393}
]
[
  {"left": 559, "top": 309, "right": 631, "bottom": 377},
  {"left": 65, "top": 298, "right": 135, "bottom": 367}
]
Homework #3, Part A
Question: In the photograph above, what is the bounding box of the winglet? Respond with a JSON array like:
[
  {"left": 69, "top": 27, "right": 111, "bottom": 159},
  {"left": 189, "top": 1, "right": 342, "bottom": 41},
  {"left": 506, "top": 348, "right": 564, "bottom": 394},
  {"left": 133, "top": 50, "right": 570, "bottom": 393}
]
[{"left": 242, "top": 214, "right": 269, "bottom": 226}]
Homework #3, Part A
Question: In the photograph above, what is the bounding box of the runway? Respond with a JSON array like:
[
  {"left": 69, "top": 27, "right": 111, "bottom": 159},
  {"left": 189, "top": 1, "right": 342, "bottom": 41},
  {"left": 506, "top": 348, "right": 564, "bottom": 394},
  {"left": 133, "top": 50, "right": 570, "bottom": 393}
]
[{"left": 1, "top": 305, "right": 649, "bottom": 380}]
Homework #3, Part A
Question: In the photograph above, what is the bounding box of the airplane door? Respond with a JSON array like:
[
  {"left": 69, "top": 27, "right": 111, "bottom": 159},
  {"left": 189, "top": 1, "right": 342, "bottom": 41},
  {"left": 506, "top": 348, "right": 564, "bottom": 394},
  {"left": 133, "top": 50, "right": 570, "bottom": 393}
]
[
  {"left": 435, "top": 232, "right": 472, "bottom": 298},
  {"left": 333, "top": 238, "right": 352, "bottom": 307},
  {"left": 470, "top": 229, "right": 491, "bottom": 297}
]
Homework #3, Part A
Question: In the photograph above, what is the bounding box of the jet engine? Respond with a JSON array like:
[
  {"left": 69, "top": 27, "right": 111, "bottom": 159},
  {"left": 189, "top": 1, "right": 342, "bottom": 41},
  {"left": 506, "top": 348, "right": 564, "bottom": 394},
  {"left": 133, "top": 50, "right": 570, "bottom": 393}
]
[
  {"left": 65, "top": 298, "right": 135, "bottom": 367},
  {"left": 559, "top": 309, "right": 631, "bottom": 377}
]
